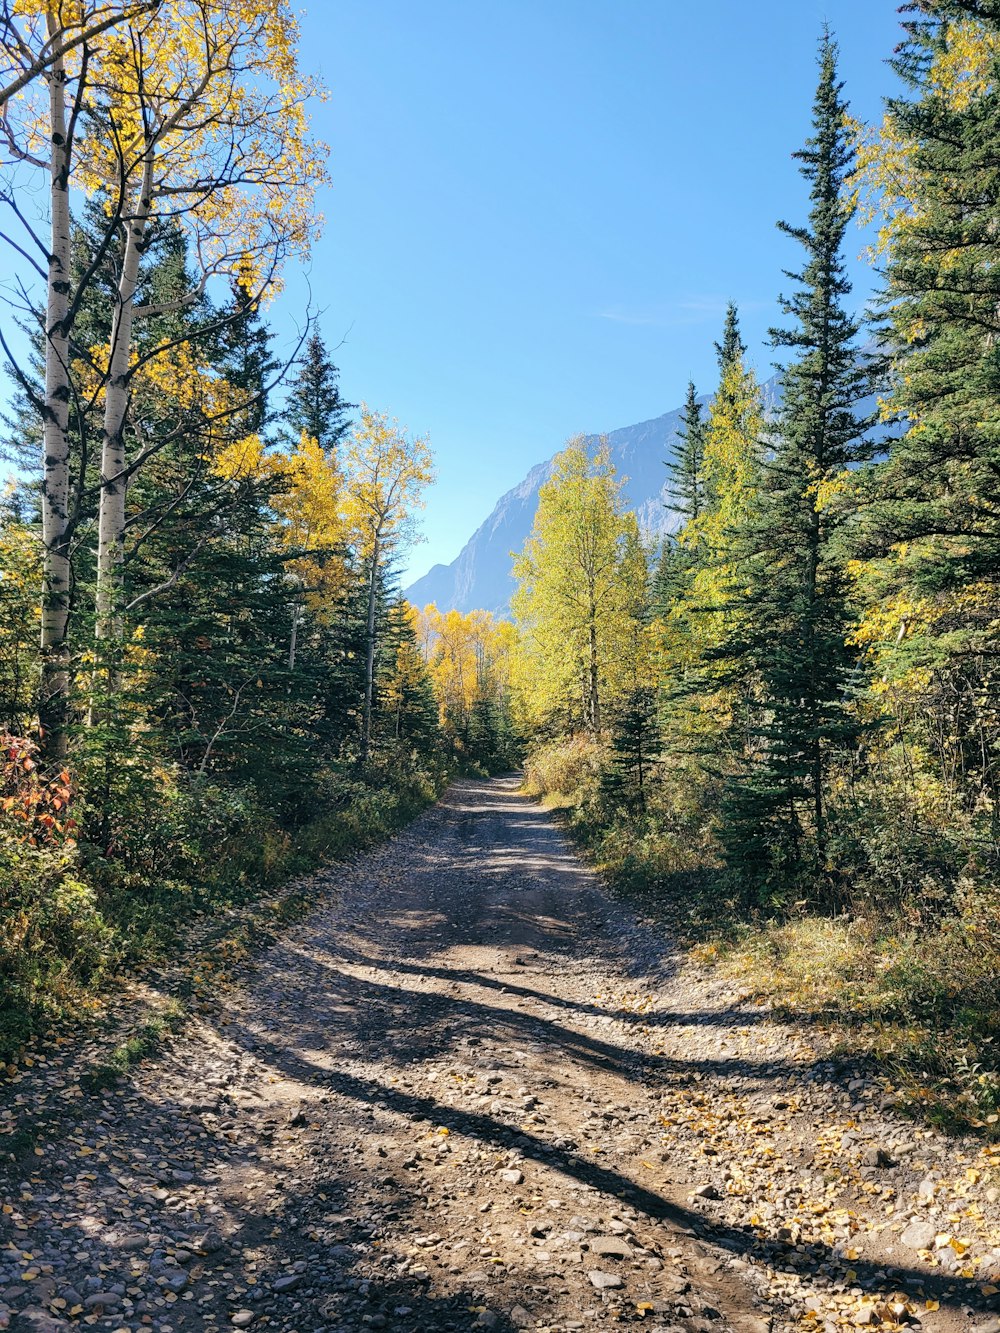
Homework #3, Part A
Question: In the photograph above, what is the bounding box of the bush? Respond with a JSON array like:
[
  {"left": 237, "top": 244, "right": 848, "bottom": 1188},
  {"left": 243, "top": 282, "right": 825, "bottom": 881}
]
[
  {"left": 0, "top": 741, "right": 448, "bottom": 1062},
  {"left": 522, "top": 734, "right": 605, "bottom": 809}
]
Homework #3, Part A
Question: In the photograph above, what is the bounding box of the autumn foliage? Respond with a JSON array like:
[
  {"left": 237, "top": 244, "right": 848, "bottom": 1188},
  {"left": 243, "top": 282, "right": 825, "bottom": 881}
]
[{"left": 0, "top": 736, "right": 76, "bottom": 850}]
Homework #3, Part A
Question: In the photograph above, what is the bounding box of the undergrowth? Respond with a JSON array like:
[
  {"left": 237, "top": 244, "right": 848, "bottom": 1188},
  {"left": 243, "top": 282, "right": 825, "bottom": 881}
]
[
  {"left": 0, "top": 758, "right": 447, "bottom": 1064},
  {"left": 523, "top": 736, "right": 1000, "bottom": 1135}
]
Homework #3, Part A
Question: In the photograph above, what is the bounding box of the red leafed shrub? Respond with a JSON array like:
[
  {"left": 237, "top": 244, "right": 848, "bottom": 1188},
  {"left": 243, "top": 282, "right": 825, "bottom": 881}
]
[{"left": 0, "top": 734, "right": 77, "bottom": 849}]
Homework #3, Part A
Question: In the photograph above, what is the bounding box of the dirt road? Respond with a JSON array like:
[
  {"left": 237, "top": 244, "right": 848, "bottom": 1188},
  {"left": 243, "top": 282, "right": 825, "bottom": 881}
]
[{"left": 2, "top": 778, "right": 999, "bottom": 1333}]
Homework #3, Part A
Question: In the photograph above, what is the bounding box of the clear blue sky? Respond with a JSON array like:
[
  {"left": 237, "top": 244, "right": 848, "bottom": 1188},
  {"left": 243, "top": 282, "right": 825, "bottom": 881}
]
[
  {"left": 283, "top": 0, "right": 905, "bottom": 584},
  {"left": 0, "top": 2, "right": 907, "bottom": 584}
]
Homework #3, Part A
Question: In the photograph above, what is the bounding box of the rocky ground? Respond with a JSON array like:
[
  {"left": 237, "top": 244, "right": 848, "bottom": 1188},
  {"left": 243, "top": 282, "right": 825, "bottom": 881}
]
[{"left": 2, "top": 776, "right": 1000, "bottom": 1333}]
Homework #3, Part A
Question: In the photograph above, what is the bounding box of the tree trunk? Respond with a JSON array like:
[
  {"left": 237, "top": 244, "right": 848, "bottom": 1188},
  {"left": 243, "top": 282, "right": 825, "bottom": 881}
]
[
  {"left": 587, "top": 599, "right": 600, "bottom": 736},
  {"left": 288, "top": 599, "right": 300, "bottom": 670},
  {"left": 95, "top": 155, "right": 153, "bottom": 649},
  {"left": 361, "top": 537, "right": 380, "bottom": 763},
  {"left": 38, "top": 34, "right": 73, "bottom": 760}
]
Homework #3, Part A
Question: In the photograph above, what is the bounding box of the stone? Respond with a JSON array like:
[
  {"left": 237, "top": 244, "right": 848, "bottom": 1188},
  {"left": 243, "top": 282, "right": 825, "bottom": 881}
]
[
  {"left": 473, "top": 1313, "right": 501, "bottom": 1331},
  {"left": 510, "top": 1308, "right": 532, "bottom": 1329},
  {"left": 693, "top": 1183, "right": 721, "bottom": 1201},
  {"left": 83, "top": 1292, "right": 123, "bottom": 1310},
  {"left": 499, "top": 1168, "right": 524, "bottom": 1185},
  {"left": 900, "top": 1220, "right": 937, "bottom": 1252},
  {"left": 587, "top": 1270, "right": 623, "bottom": 1290},
  {"left": 272, "top": 1274, "right": 301, "bottom": 1293},
  {"left": 231, "top": 1313, "right": 255, "bottom": 1329},
  {"left": 13, "top": 1313, "right": 68, "bottom": 1333},
  {"left": 589, "top": 1235, "right": 633, "bottom": 1260}
]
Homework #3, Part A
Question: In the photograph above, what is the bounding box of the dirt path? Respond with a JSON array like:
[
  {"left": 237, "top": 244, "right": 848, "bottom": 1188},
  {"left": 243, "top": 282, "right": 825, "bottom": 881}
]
[{"left": 3, "top": 777, "right": 1000, "bottom": 1333}]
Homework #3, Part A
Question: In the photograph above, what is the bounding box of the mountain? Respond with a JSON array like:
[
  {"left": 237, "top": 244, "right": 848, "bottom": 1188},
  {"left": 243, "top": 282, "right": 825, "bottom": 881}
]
[{"left": 405, "top": 376, "right": 780, "bottom": 617}]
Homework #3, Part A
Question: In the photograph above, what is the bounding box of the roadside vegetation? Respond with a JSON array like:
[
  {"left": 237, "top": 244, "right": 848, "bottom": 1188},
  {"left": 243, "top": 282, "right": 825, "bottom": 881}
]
[
  {"left": 512, "top": 9, "right": 1000, "bottom": 1133},
  {"left": 0, "top": 2, "right": 520, "bottom": 1062}
]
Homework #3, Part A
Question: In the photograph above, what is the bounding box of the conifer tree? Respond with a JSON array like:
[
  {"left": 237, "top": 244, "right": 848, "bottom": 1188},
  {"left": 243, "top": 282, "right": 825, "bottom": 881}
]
[
  {"left": 602, "top": 686, "right": 660, "bottom": 812},
  {"left": 656, "top": 383, "right": 708, "bottom": 610},
  {"left": 667, "top": 382, "right": 706, "bottom": 525},
  {"left": 717, "top": 31, "right": 872, "bottom": 894},
  {"left": 850, "top": 3, "right": 1000, "bottom": 814},
  {"left": 282, "top": 329, "right": 355, "bottom": 452}
]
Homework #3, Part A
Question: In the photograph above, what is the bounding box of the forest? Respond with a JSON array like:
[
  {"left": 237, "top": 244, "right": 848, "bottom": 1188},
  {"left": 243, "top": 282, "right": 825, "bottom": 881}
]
[{"left": 2, "top": 0, "right": 1000, "bottom": 1142}]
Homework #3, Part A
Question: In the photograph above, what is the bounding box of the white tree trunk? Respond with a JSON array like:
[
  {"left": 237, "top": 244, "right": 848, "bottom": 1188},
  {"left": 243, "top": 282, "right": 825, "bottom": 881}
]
[
  {"left": 38, "top": 32, "right": 73, "bottom": 759},
  {"left": 94, "top": 156, "right": 153, "bottom": 647},
  {"left": 361, "top": 536, "right": 381, "bottom": 762}
]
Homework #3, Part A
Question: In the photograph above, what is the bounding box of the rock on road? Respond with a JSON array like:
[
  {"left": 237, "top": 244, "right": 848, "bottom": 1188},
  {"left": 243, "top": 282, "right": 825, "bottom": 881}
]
[{"left": 3, "top": 777, "right": 999, "bottom": 1333}]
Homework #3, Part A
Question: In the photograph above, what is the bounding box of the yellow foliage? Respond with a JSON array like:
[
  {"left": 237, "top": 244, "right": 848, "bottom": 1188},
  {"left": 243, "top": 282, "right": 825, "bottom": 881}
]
[
  {"left": 343, "top": 406, "right": 434, "bottom": 564},
  {"left": 848, "top": 17, "right": 999, "bottom": 260},
  {"left": 511, "top": 438, "right": 649, "bottom": 734},
  {"left": 418, "top": 605, "right": 518, "bottom": 738}
]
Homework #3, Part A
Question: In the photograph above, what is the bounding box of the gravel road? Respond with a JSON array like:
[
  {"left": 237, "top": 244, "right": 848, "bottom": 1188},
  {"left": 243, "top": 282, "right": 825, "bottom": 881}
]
[{"left": 2, "top": 777, "right": 999, "bottom": 1333}]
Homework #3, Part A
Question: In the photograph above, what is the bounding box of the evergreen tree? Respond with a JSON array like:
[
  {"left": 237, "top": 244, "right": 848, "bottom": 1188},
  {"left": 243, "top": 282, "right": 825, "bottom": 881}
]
[
  {"left": 656, "top": 383, "right": 708, "bottom": 611},
  {"left": 717, "top": 31, "right": 872, "bottom": 895},
  {"left": 852, "top": 3, "right": 1000, "bottom": 811},
  {"left": 282, "top": 329, "right": 354, "bottom": 451},
  {"left": 714, "top": 303, "right": 746, "bottom": 410},
  {"left": 602, "top": 686, "right": 660, "bottom": 812},
  {"left": 667, "top": 382, "right": 706, "bottom": 525}
]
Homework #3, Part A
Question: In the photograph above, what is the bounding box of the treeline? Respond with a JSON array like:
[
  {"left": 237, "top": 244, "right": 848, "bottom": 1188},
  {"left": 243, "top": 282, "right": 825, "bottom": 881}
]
[{"left": 510, "top": 8, "right": 1000, "bottom": 1122}]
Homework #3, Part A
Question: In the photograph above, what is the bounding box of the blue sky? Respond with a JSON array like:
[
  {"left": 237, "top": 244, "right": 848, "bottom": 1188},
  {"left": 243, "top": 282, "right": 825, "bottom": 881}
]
[
  {"left": 284, "top": 0, "right": 906, "bottom": 584},
  {"left": 0, "top": 2, "right": 907, "bottom": 584}
]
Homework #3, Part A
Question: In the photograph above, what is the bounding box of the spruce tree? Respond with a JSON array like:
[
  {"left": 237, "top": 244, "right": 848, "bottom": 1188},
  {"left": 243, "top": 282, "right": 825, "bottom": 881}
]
[
  {"left": 715, "top": 302, "right": 745, "bottom": 378},
  {"left": 717, "top": 31, "right": 872, "bottom": 897},
  {"left": 282, "top": 329, "right": 354, "bottom": 451},
  {"left": 656, "top": 383, "right": 707, "bottom": 610},
  {"left": 602, "top": 686, "right": 660, "bottom": 812},
  {"left": 667, "top": 382, "right": 706, "bottom": 525}
]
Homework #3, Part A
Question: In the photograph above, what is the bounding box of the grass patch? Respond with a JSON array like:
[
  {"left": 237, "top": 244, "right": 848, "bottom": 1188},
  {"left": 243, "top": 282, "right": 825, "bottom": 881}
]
[{"left": 81, "top": 1000, "right": 187, "bottom": 1091}]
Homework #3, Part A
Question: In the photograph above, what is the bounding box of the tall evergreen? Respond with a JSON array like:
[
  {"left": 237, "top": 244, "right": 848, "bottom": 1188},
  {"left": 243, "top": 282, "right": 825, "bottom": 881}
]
[
  {"left": 853, "top": 2, "right": 1000, "bottom": 815},
  {"left": 717, "top": 31, "right": 872, "bottom": 895},
  {"left": 282, "top": 328, "right": 354, "bottom": 451},
  {"left": 667, "top": 382, "right": 706, "bottom": 525},
  {"left": 714, "top": 303, "right": 746, "bottom": 410}
]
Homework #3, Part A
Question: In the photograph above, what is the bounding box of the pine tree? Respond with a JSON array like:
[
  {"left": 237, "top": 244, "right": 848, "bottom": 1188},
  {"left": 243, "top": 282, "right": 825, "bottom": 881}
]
[
  {"left": 282, "top": 329, "right": 354, "bottom": 452},
  {"left": 602, "top": 686, "right": 660, "bottom": 812},
  {"left": 850, "top": 4, "right": 1000, "bottom": 812},
  {"left": 716, "top": 31, "right": 872, "bottom": 896},
  {"left": 667, "top": 382, "right": 706, "bottom": 525},
  {"left": 714, "top": 303, "right": 746, "bottom": 410}
]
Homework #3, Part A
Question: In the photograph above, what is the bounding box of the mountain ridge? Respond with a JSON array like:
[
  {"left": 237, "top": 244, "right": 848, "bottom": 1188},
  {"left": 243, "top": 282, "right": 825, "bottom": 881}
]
[{"left": 405, "top": 376, "right": 780, "bottom": 617}]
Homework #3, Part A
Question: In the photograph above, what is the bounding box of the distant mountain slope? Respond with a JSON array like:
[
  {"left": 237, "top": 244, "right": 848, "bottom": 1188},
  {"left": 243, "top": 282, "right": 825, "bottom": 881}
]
[{"left": 405, "top": 376, "right": 778, "bottom": 617}]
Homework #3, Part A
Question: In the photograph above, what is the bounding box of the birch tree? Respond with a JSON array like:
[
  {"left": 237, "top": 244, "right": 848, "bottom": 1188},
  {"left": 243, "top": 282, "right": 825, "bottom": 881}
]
[
  {"left": 0, "top": 0, "right": 328, "bottom": 752},
  {"left": 1, "top": 2, "right": 159, "bottom": 753}
]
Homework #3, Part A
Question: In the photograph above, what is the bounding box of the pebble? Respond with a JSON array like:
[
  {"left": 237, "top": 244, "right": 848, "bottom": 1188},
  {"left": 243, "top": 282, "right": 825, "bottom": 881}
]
[
  {"left": 900, "top": 1221, "right": 937, "bottom": 1251},
  {"left": 589, "top": 1235, "right": 633, "bottom": 1259},
  {"left": 587, "top": 1270, "right": 623, "bottom": 1290}
]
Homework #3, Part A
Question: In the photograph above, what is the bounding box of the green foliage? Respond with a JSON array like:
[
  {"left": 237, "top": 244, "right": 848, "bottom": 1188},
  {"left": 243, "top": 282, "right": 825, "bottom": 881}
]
[{"left": 281, "top": 328, "right": 355, "bottom": 451}]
